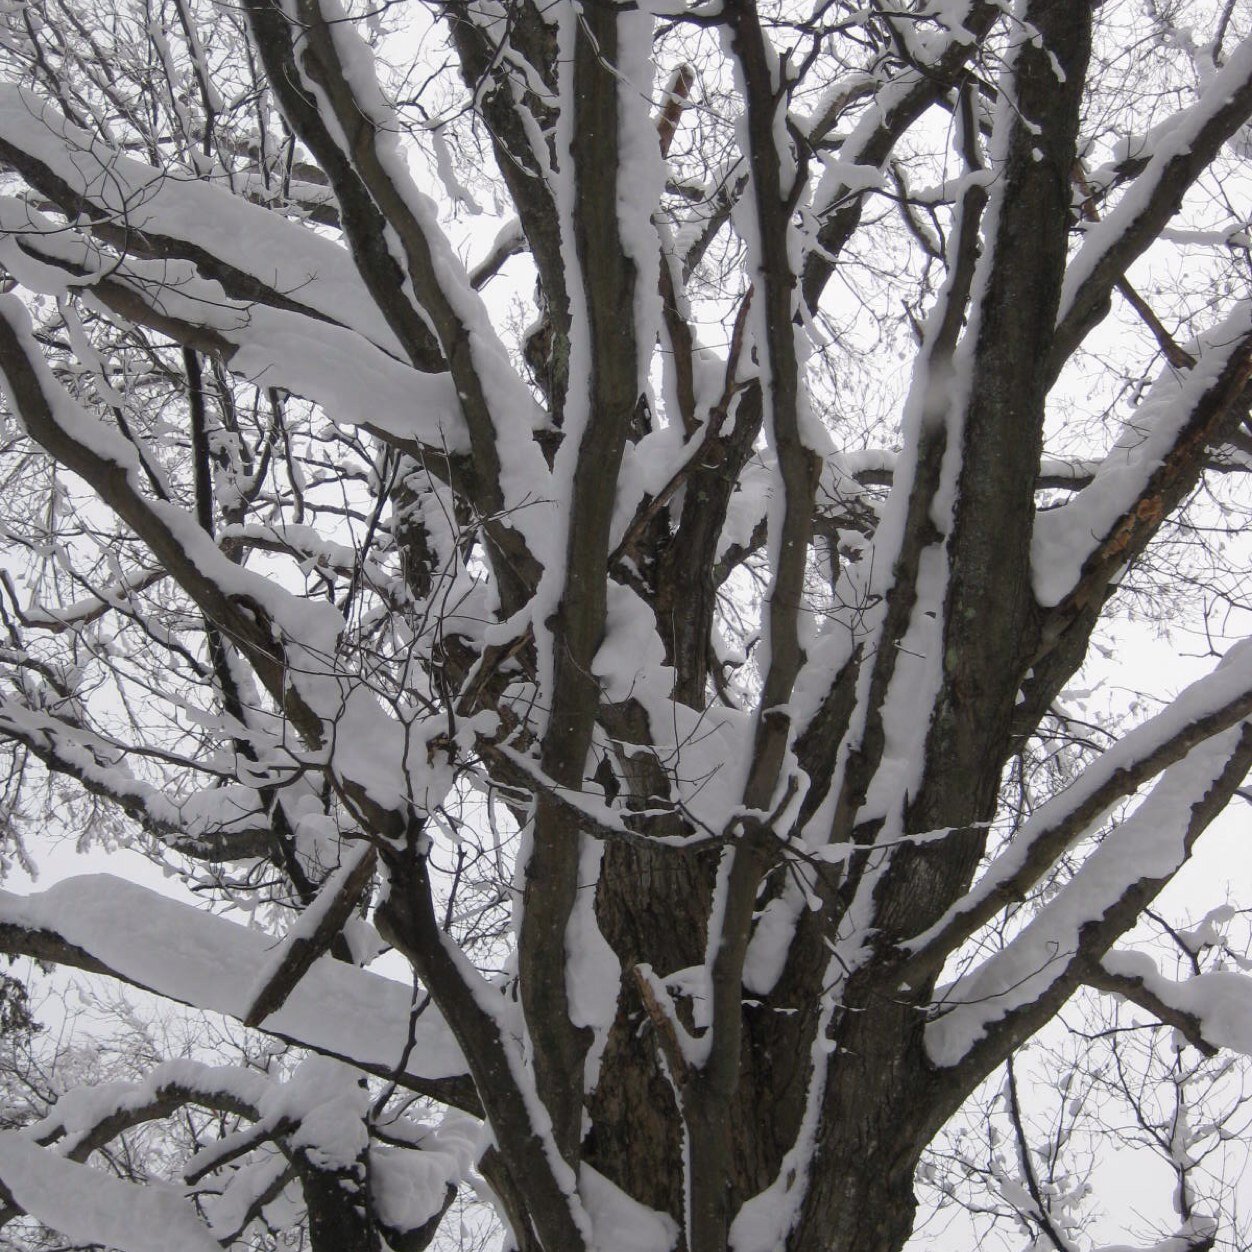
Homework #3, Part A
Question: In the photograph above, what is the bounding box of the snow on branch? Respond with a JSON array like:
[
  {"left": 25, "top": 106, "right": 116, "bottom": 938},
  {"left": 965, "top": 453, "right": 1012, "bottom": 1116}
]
[
  {"left": 1053, "top": 34, "right": 1252, "bottom": 371},
  {"left": 0, "top": 199, "right": 468, "bottom": 452},
  {"left": 1032, "top": 302, "right": 1252, "bottom": 610},
  {"left": 0, "top": 875, "right": 470, "bottom": 1099},
  {"left": 924, "top": 721, "right": 1252, "bottom": 1068},
  {"left": 29, "top": 1060, "right": 270, "bottom": 1160},
  {"left": 0, "top": 692, "right": 274, "bottom": 859},
  {"left": 244, "top": 840, "right": 377, "bottom": 1026},
  {"left": 0, "top": 295, "right": 459, "bottom": 835},
  {"left": 0, "top": 564, "right": 166, "bottom": 634},
  {"left": 800, "top": 0, "right": 998, "bottom": 308},
  {"left": 0, "top": 85, "right": 410, "bottom": 360},
  {"left": 902, "top": 638, "right": 1252, "bottom": 979},
  {"left": 0, "top": 1129, "right": 221, "bottom": 1252},
  {"left": 1093, "top": 951, "right": 1252, "bottom": 1058},
  {"left": 1101, "top": 946, "right": 1252, "bottom": 1056}
]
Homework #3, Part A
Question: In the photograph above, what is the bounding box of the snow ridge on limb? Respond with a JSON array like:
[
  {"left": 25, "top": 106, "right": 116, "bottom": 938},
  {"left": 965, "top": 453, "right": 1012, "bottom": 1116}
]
[
  {"left": 1032, "top": 301, "right": 1252, "bottom": 610},
  {"left": 0, "top": 85, "right": 408, "bottom": 360},
  {"left": 0, "top": 198, "right": 468, "bottom": 450},
  {"left": 1051, "top": 34, "right": 1252, "bottom": 376},
  {"left": 0, "top": 875, "right": 470, "bottom": 1095},
  {"left": 925, "top": 721, "right": 1252, "bottom": 1071},
  {"left": 244, "top": 840, "right": 378, "bottom": 1026},
  {"left": 484, "top": 0, "right": 677, "bottom": 1203},
  {"left": 900, "top": 637, "right": 1252, "bottom": 981},
  {"left": 1093, "top": 952, "right": 1252, "bottom": 1058},
  {"left": 783, "top": 11, "right": 1097, "bottom": 1246},
  {"left": 0, "top": 693, "right": 273, "bottom": 860},
  {"left": 0, "top": 1132, "right": 221, "bottom": 1252},
  {"left": 29, "top": 1060, "right": 270, "bottom": 1163},
  {"left": 799, "top": 0, "right": 998, "bottom": 310}
]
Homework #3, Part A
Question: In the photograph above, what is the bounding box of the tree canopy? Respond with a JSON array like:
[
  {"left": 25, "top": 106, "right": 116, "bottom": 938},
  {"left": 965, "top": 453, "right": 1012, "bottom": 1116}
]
[{"left": 0, "top": 0, "right": 1250, "bottom": 1249}]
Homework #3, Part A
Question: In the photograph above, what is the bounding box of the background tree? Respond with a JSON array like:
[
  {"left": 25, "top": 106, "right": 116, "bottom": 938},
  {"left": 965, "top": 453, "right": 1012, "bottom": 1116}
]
[{"left": 0, "top": 0, "right": 1249, "bottom": 1249}]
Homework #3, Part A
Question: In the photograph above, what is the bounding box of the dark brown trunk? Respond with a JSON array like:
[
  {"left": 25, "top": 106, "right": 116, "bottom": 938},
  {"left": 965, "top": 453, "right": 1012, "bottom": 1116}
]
[{"left": 297, "top": 1151, "right": 381, "bottom": 1252}]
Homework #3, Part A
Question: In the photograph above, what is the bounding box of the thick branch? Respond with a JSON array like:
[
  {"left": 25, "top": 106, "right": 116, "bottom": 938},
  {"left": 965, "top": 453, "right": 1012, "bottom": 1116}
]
[
  {"left": 0, "top": 874, "right": 477, "bottom": 1111},
  {"left": 1050, "top": 37, "right": 1252, "bottom": 379},
  {"left": 900, "top": 640, "right": 1252, "bottom": 983}
]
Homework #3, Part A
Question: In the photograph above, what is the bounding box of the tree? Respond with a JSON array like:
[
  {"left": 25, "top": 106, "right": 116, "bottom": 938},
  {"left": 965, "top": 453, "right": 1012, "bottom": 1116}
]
[{"left": 0, "top": 0, "right": 1250, "bottom": 1247}]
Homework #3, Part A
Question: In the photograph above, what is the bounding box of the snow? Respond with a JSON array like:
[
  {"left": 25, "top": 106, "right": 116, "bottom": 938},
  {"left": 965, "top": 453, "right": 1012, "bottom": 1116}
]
[
  {"left": 0, "top": 1130, "right": 220, "bottom": 1251},
  {"left": 743, "top": 876, "right": 806, "bottom": 995},
  {"left": 266, "top": 1057, "right": 372, "bottom": 1170},
  {"left": 856, "top": 541, "right": 949, "bottom": 825},
  {"left": 228, "top": 310, "right": 466, "bottom": 450},
  {"left": 908, "top": 636, "right": 1252, "bottom": 966},
  {"left": 30, "top": 1060, "right": 269, "bottom": 1153},
  {"left": 1, "top": 1, "right": 1247, "bottom": 1245},
  {"left": 614, "top": 0, "right": 665, "bottom": 405},
  {"left": 610, "top": 423, "right": 689, "bottom": 551},
  {"left": 634, "top": 963, "right": 708, "bottom": 1070},
  {"left": 371, "top": 1143, "right": 456, "bottom": 1233},
  {"left": 1057, "top": 34, "right": 1252, "bottom": 330},
  {"left": 716, "top": 457, "right": 773, "bottom": 566},
  {"left": 1100, "top": 950, "right": 1252, "bottom": 1056},
  {"left": 0, "top": 695, "right": 267, "bottom": 850},
  {"left": 926, "top": 724, "right": 1247, "bottom": 1066},
  {"left": 792, "top": 65, "right": 1004, "bottom": 852},
  {"left": 21, "top": 1052, "right": 474, "bottom": 1246},
  {"left": 815, "top": 152, "right": 887, "bottom": 195},
  {"left": 0, "top": 197, "right": 467, "bottom": 451},
  {"left": 245, "top": 841, "right": 376, "bottom": 1016},
  {"left": 580, "top": 1163, "right": 679, "bottom": 1252},
  {"left": 806, "top": 8, "right": 982, "bottom": 224},
  {"left": 0, "top": 875, "right": 467, "bottom": 1083},
  {"left": 564, "top": 839, "right": 620, "bottom": 1094},
  {"left": 203, "top": 1150, "right": 291, "bottom": 1242},
  {"left": 593, "top": 581, "right": 670, "bottom": 705},
  {"left": 0, "top": 86, "right": 406, "bottom": 357},
  {"left": 1032, "top": 300, "right": 1252, "bottom": 606},
  {"left": 522, "top": 1, "right": 599, "bottom": 726}
]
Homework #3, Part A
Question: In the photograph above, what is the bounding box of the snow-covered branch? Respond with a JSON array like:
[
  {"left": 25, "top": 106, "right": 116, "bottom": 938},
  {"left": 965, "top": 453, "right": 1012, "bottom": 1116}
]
[{"left": 0, "top": 875, "right": 472, "bottom": 1104}]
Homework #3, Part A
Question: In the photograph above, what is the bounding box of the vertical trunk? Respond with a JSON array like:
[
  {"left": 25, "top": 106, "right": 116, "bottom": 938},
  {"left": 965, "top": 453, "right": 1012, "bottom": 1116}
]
[
  {"left": 297, "top": 1151, "right": 381, "bottom": 1252},
  {"left": 785, "top": 981, "right": 968, "bottom": 1252},
  {"left": 585, "top": 840, "right": 717, "bottom": 1224}
]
